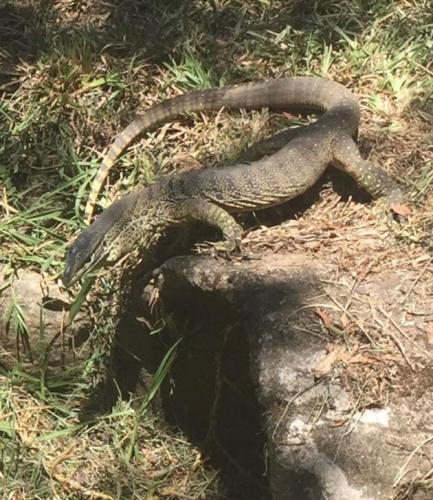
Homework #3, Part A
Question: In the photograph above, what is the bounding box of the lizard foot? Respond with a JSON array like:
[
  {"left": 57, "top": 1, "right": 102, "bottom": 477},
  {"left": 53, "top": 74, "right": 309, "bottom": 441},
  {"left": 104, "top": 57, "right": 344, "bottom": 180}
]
[
  {"left": 195, "top": 236, "right": 242, "bottom": 258},
  {"left": 195, "top": 238, "right": 262, "bottom": 262},
  {"left": 374, "top": 188, "right": 412, "bottom": 225}
]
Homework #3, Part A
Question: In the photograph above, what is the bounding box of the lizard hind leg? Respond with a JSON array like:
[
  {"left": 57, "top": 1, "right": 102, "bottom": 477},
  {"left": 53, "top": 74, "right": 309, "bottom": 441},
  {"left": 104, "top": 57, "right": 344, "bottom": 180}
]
[
  {"left": 176, "top": 199, "right": 243, "bottom": 254},
  {"left": 332, "top": 134, "right": 405, "bottom": 204}
]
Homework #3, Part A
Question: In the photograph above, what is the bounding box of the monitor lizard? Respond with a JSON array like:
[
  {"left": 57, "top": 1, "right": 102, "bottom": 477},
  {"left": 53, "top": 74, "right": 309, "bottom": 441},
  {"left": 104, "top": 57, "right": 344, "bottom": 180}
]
[{"left": 63, "top": 77, "right": 405, "bottom": 286}]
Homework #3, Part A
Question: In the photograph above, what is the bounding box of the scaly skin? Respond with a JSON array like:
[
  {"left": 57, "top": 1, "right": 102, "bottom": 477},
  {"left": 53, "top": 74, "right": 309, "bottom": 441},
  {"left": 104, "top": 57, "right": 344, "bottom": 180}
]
[
  {"left": 64, "top": 77, "right": 404, "bottom": 286},
  {"left": 84, "top": 77, "right": 360, "bottom": 222}
]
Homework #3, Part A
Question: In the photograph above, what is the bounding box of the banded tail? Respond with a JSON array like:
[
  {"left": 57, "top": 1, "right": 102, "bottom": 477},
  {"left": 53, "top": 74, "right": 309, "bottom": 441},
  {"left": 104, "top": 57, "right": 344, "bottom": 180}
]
[
  {"left": 84, "top": 78, "right": 359, "bottom": 223},
  {"left": 85, "top": 119, "right": 146, "bottom": 223}
]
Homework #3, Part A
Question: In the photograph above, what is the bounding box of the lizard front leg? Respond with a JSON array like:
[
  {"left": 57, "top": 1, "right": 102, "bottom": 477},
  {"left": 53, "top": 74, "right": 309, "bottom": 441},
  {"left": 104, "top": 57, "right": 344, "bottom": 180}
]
[{"left": 176, "top": 199, "right": 243, "bottom": 253}]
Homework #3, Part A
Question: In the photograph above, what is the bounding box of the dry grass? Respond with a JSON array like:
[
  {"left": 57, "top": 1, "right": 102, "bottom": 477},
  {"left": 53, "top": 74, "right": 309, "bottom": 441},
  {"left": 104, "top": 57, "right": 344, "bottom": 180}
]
[{"left": 0, "top": 0, "right": 432, "bottom": 497}]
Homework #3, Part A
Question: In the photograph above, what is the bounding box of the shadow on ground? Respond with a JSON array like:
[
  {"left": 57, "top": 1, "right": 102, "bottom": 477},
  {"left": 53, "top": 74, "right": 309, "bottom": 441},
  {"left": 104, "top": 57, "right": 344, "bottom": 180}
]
[{"left": 0, "top": 0, "right": 399, "bottom": 70}]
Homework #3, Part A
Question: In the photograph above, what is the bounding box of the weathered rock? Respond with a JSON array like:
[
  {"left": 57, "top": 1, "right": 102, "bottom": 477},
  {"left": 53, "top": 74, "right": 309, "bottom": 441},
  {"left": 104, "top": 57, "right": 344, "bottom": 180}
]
[
  {"left": 0, "top": 265, "right": 89, "bottom": 369},
  {"left": 157, "top": 253, "right": 433, "bottom": 500}
]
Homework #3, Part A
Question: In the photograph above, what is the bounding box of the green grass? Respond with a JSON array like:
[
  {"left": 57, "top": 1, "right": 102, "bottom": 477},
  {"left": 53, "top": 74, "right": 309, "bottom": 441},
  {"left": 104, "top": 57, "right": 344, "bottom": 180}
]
[{"left": 0, "top": 0, "right": 432, "bottom": 497}]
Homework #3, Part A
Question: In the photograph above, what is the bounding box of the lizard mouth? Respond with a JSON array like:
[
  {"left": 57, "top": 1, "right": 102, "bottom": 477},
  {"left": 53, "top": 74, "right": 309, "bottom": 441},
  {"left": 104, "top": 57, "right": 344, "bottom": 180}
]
[
  {"left": 62, "top": 191, "right": 141, "bottom": 287},
  {"left": 62, "top": 248, "right": 107, "bottom": 287}
]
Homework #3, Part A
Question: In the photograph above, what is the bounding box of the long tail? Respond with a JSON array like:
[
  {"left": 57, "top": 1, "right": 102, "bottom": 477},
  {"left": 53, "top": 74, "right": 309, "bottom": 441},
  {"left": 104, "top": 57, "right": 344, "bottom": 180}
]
[{"left": 84, "top": 77, "right": 359, "bottom": 223}]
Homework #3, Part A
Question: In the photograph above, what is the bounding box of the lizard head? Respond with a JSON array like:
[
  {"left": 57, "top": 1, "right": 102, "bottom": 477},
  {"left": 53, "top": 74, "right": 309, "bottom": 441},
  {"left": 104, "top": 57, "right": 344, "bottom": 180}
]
[{"left": 63, "top": 191, "right": 142, "bottom": 287}]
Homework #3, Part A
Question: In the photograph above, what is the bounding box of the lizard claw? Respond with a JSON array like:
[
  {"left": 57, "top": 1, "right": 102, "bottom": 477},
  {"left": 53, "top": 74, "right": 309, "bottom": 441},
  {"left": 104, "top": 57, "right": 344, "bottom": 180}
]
[
  {"left": 195, "top": 236, "right": 242, "bottom": 258},
  {"left": 374, "top": 188, "right": 411, "bottom": 224},
  {"left": 196, "top": 237, "right": 262, "bottom": 262}
]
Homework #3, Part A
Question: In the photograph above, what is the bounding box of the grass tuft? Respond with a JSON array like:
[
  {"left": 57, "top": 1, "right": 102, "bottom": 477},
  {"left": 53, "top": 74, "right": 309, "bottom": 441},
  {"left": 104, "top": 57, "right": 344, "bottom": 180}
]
[{"left": 0, "top": 0, "right": 432, "bottom": 497}]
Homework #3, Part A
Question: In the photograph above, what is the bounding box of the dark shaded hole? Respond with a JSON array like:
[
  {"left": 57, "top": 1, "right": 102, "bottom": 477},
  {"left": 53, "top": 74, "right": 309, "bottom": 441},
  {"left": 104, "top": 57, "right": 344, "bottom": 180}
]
[
  {"left": 82, "top": 287, "right": 270, "bottom": 499},
  {"left": 159, "top": 309, "right": 270, "bottom": 499}
]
